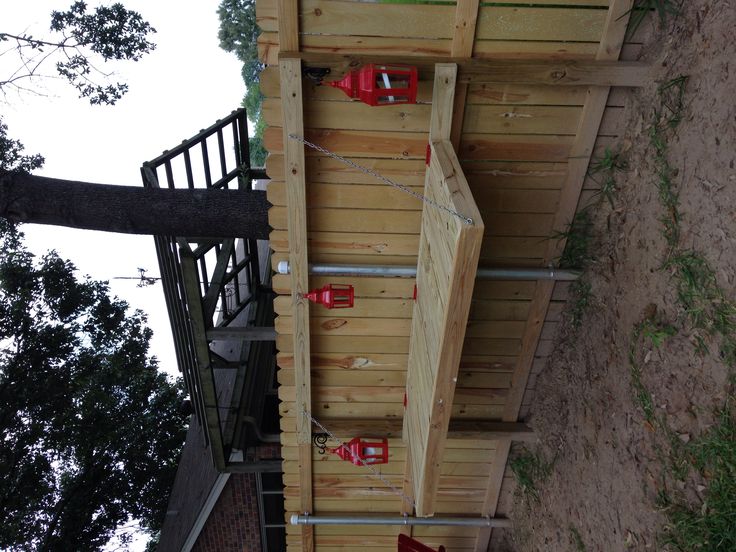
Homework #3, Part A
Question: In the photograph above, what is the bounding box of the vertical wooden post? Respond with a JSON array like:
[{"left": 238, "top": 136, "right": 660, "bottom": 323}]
[
  {"left": 279, "top": 57, "right": 314, "bottom": 552},
  {"left": 449, "top": 0, "right": 480, "bottom": 150}
]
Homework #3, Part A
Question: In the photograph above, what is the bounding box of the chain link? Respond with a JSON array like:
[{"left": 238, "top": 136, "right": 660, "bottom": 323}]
[
  {"left": 288, "top": 134, "right": 473, "bottom": 225},
  {"left": 303, "top": 409, "right": 416, "bottom": 510}
]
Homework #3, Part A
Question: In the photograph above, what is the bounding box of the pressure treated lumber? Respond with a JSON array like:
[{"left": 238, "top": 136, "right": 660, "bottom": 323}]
[
  {"left": 276, "top": 0, "right": 298, "bottom": 52},
  {"left": 280, "top": 52, "right": 650, "bottom": 87},
  {"left": 279, "top": 57, "right": 314, "bottom": 552},
  {"left": 309, "top": 419, "right": 535, "bottom": 442},
  {"left": 404, "top": 64, "right": 484, "bottom": 517}
]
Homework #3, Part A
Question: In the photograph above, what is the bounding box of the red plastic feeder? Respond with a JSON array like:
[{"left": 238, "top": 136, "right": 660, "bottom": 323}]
[
  {"left": 328, "top": 63, "right": 418, "bottom": 106},
  {"left": 330, "top": 437, "right": 389, "bottom": 466},
  {"left": 303, "top": 284, "right": 354, "bottom": 309}
]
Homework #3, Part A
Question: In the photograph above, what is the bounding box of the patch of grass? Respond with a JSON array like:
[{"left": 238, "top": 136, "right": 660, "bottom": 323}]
[
  {"left": 629, "top": 317, "right": 676, "bottom": 423},
  {"left": 568, "top": 279, "right": 592, "bottom": 330},
  {"left": 570, "top": 525, "right": 587, "bottom": 551},
  {"left": 626, "top": 0, "right": 682, "bottom": 40},
  {"left": 649, "top": 76, "right": 688, "bottom": 251},
  {"left": 664, "top": 251, "right": 736, "bottom": 364},
  {"left": 589, "top": 147, "right": 627, "bottom": 207},
  {"left": 657, "top": 394, "right": 736, "bottom": 551},
  {"left": 557, "top": 209, "right": 595, "bottom": 270},
  {"left": 510, "top": 448, "right": 553, "bottom": 502}
]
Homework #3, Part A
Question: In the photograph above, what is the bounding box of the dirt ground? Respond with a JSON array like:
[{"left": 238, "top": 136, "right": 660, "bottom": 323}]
[{"left": 498, "top": 2, "right": 736, "bottom": 551}]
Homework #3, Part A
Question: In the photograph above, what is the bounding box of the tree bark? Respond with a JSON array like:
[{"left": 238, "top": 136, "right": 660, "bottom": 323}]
[{"left": 0, "top": 172, "right": 271, "bottom": 239}]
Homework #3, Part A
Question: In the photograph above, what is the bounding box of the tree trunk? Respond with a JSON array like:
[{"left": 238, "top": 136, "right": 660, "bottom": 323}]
[{"left": 0, "top": 173, "right": 271, "bottom": 239}]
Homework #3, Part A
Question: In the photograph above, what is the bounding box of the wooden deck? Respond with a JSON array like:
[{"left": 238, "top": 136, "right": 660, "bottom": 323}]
[{"left": 262, "top": 0, "right": 639, "bottom": 550}]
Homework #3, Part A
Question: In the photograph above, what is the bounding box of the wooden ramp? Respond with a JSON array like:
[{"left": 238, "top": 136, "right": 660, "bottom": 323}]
[{"left": 404, "top": 65, "right": 484, "bottom": 517}]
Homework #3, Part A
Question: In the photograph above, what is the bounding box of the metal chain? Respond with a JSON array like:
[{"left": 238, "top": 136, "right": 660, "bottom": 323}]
[
  {"left": 302, "top": 409, "right": 416, "bottom": 510},
  {"left": 288, "top": 134, "right": 473, "bottom": 225}
]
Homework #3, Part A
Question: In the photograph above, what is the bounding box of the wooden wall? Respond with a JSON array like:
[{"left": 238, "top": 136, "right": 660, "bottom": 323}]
[{"left": 259, "top": 0, "right": 637, "bottom": 549}]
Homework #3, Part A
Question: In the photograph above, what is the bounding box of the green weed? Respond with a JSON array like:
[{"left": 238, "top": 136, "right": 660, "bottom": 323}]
[
  {"left": 570, "top": 525, "right": 587, "bottom": 552},
  {"left": 629, "top": 318, "right": 676, "bottom": 423},
  {"left": 626, "top": 0, "right": 682, "bottom": 39},
  {"left": 664, "top": 251, "right": 736, "bottom": 365},
  {"left": 510, "top": 448, "right": 553, "bottom": 502},
  {"left": 557, "top": 210, "right": 595, "bottom": 270},
  {"left": 657, "top": 395, "right": 736, "bottom": 551},
  {"left": 568, "top": 279, "right": 592, "bottom": 331},
  {"left": 589, "top": 147, "right": 627, "bottom": 207}
]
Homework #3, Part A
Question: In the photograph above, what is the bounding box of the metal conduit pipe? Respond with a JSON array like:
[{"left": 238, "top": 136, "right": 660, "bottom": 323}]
[
  {"left": 290, "top": 513, "right": 511, "bottom": 528},
  {"left": 277, "top": 261, "right": 580, "bottom": 281}
]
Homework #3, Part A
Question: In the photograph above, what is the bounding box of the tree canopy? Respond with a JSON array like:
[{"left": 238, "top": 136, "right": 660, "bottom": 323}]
[
  {"left": 0, "top": 219, "right": 188, "bottom": 550},
  {"left": 217, "top": 0, "right": 267, "bottom": 166},
  {"left": 0, "top": 1, "right": 156, "bottom": 105}
]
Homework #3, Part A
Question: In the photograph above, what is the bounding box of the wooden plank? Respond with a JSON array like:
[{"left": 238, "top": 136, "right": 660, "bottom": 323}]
[
  {"left": 179, "top": 250, "right": 226, "bottom": 471},
  {"left": 258, "top": 0, "right": 610, "bottom": 38},
  {"left": 265, "top": 155, "right": 426, "bottom": 187},
  {"left": 279, "top": 57, "right": 313, "bottom": 552},
  {"left": 451, "top": 0, "right": 479, "bottom": 57},
  {"left": 263, "top": 98, "right": 432, "bottom": 132},
  {"left": 278, "top": 52, "right": 651, "bottom": 87},
  {"left": 260, "top": 32, "right": 643, "bottom": 66},
  {"left": 264, "top": 127, "right": 428, "bottom": 159},
  {"left": 201, "top": 238, "right": 234, "bottom": 320},
  {"left": 276, "top": 0, "right": 298, "bottom": 52},
  {"left": 206, "top": 326, "right": 277, "bottom": 341}
]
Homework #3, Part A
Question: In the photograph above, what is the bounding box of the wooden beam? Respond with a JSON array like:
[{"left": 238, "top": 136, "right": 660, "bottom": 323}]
[
  {"left": 279, "top": 57, "right": 314, "bottom": 552},
  {"left": 474, "top": 2, "right": 636, "bottom": 550},
  {"left": 312, "top": 418, "right": 535, "bottom": 442},
  {"left": 451, "top": 0, "right": 479, "bottom": 58},
  {"left": 180, "top": 248, "right": 226, "bottom": 471},
  {"left": 206, "top": 326, "right": 277, "bottom": 341},
  {"left": 285, "top": 52, "right": 650, "bottom": 87},
  {"left": 446, "top": 421, "right": 536, "bottom": 443},
  {"left": 449, "top": 0, "right": 479, "bottom": 150},
  {"left": 202, "top": 238, "right": 235, "bottom": 320},
  {"left": 277, "top": 0, "right": 299, "bottom": 53}
]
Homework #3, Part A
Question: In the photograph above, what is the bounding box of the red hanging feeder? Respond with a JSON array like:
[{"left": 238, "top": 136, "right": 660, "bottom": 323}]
[
  {"left": 329, "top": 436, "right": 389, "bottom": 466},
  {"left": 303, "top": 283, "right": 354, "bottom": 309},
  {"left": 328, "top": 63, "right": 418, "bottom": 106}
]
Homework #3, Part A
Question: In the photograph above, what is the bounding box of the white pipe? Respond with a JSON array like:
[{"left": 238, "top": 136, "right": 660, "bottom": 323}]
[
  {"left": 290, "top": 513, "right": 511, "bottom": 528},
  {"left": 277, "top": 261, "right": 580, "bottom": 281}
]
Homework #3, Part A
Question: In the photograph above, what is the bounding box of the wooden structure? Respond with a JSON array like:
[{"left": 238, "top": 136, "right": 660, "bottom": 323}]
[
  {"left": 142, "top": 111, "right": 279, "bottom": 473},
  {"left": 259, "top": 0, "right": 640, "bottom": 550}
]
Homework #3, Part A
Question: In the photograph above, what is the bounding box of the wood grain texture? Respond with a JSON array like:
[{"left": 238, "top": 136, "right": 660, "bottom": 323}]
[
  {"left": 405, "top": 64, "right": 486, "bottom": 517},
  {"left": 278, "top": 58, "right": 314, "bottom": 552}
]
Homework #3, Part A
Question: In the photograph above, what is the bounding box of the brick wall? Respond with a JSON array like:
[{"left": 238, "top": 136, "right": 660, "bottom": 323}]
[
  {"left": 191, "top": 473, "right": 261, "bottom": 552},
  {"left": 191, "top": 445, "right": 282, "bottom": 552}
]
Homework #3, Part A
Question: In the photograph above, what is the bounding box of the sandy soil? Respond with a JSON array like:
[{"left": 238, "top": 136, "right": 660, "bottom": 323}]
[{"left": 499, "top": 2, "right": 736, "bottom": 550}]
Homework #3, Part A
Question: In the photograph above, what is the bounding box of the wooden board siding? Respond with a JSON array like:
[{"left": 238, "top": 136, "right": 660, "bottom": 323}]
[{"left": 258, "top": 0, "right": 640, "bottom": 549}]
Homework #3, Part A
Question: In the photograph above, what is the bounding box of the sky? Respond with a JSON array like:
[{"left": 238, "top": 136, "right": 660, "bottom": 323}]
[{"left": 2, "top": 0, "right": 246, "bottom": 378}]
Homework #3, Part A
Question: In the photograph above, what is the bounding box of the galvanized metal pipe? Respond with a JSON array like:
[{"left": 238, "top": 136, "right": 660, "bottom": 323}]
[
  {"left": 290, "top": 513, "right": 511, "bottom": 528},
  {"left": 277, "top": 261, "right": 580, "bottom": 281}
]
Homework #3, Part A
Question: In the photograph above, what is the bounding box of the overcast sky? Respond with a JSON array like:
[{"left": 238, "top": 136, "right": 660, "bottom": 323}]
[{"left": 2, "top": 0, "right": 246, "bottom": 378}]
